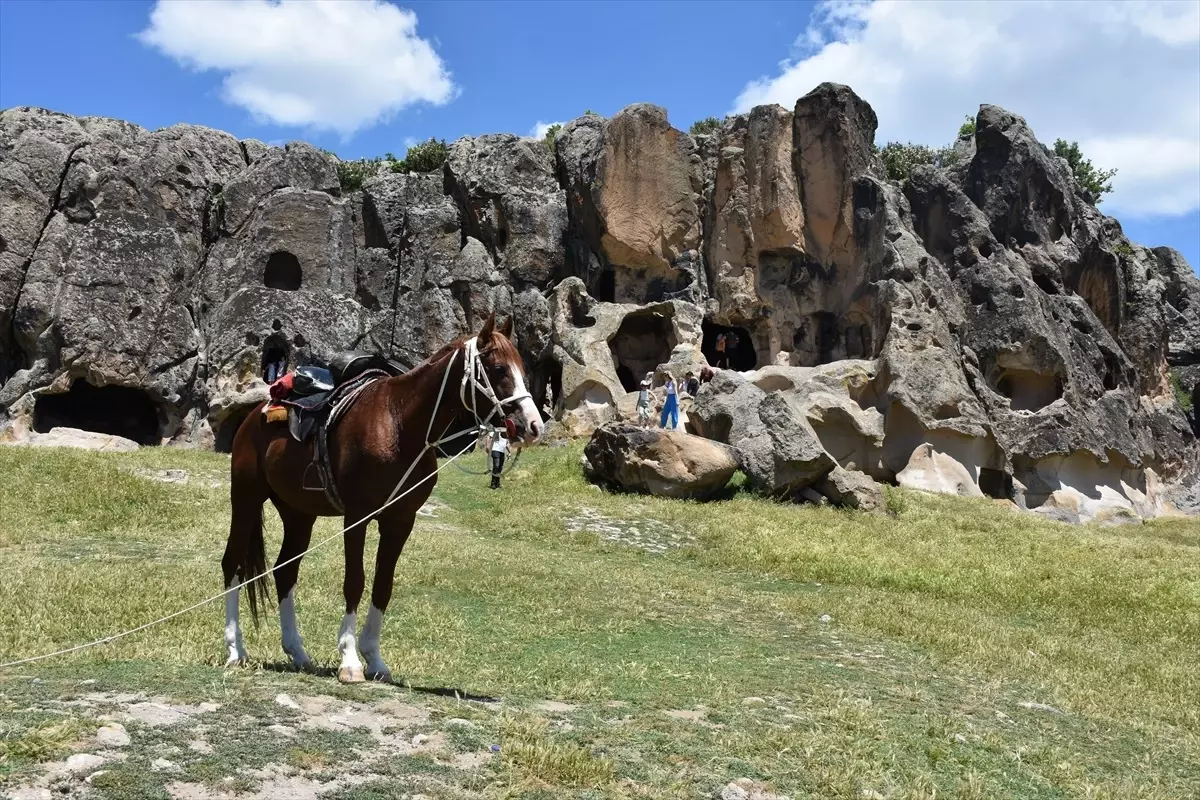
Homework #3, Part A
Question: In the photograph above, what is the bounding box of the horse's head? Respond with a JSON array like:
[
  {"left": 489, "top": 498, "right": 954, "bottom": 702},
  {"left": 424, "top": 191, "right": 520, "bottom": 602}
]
[{"left": 467, "top": 313, "right": 544, "bottom": 444}]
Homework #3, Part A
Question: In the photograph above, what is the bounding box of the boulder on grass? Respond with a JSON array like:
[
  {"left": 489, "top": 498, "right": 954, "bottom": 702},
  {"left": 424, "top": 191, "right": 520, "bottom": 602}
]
[
  {"left": 583, "top": 422, "right": 740, "bottom": 499},
  {"left": 813, "top": 466, "right": 884, "bottom": 512}
]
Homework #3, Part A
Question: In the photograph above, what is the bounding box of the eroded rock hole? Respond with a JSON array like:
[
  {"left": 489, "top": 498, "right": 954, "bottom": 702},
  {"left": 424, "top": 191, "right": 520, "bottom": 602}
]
[
  {"left": 264, "top": 251, "right": 302, "bottom": 291},
  {"left": 978, "top": 468, "right": 1013, "bottom": 500},
  {"left": 610, "top": 311, "right": 677, "bottom": 391},
  {"left": 530, "top": 357, "right": 563, "bottom": 417},
  {"left": 702, "top": 321, "right": 757, "bottom": 371},
  {"left": 569, "top": 290, "right": 596, "bottom": 327},
  {"left": 593, "top": 268, "right": 616, "bottom": 303},
  {"left": 34, "top": 379, "right": 161, "bottom": 445},
  {"left": 792, "top": 311, "right": 872, "bottom": 366},
  {"left": 993, "top": 368, "right": 1063, "bottom": 412}
]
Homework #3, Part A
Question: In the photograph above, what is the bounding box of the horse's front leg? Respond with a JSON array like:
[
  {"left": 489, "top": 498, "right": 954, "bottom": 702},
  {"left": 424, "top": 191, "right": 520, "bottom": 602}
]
[
  {"left": 337, "top": 520, "right": 368, "bottom": 684},
  {"left": 359, "top": 512, "right": 416, "bottom": 683}
]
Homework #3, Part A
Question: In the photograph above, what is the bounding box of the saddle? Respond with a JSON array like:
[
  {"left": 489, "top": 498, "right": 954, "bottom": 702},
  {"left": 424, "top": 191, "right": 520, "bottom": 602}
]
[{"left": 267, "top": 351, "right": 407, "bottom": 512}]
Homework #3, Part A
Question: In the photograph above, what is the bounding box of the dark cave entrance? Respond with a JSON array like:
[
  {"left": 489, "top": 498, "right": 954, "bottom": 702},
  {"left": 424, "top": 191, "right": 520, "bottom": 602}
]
[
  {"left": 261, "top": 334, "right": 290, "bottom": 383},
  {"left": 702, "top": 320, "right": 757, "bottom": 371},
  {"left": 264, "top": 250, "right": 303, "bottom": 291},
  {"left": 530, "top": 357, "right": 563, "bottom": 418},
  {"left": 34, "top": 379, "right": 161, "bottom": 445},
  {"left": 609, "top": 310, "right": 677, "bottom": 392},
  {"left": 592, "top": 268, "right": 616, "bottom": 303}
]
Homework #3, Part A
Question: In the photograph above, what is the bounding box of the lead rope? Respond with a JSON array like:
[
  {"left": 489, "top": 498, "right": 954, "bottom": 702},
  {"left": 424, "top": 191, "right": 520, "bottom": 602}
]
[{"left": 0, "top": 338, "right": 529, "bottom": 670}]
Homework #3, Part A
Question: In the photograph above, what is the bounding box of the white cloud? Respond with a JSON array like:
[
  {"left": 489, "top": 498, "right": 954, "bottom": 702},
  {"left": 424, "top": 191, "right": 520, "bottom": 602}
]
[
  {"left": 528, "top": 120, "right": 565, "bottom": 140},
  {"left": 732, "top": 0, "right": 1200, "bottom": 217},
  {"left": 138, "top": 0, "right": 456, "bottom": 136}
]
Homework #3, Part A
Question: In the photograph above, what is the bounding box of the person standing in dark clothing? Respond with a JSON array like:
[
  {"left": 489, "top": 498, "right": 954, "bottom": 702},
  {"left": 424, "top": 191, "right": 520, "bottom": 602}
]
[{"left": 487, "top": 427, "right": 510, "bottom": 489}]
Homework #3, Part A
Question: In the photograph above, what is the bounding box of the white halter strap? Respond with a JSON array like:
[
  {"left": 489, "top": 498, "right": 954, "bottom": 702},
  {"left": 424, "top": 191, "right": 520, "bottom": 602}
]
[{"left": 388, "top": 337, "right": 531, "bottom": 504}]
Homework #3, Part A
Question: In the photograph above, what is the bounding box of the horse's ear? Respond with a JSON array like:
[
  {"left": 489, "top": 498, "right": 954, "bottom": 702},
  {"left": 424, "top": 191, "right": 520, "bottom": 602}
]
[
  {"left": 498, "top": 316, "right": 513, "bottom": 339},
  {"left": 476, "top": 312, "right": 496, "bottom": 345}
]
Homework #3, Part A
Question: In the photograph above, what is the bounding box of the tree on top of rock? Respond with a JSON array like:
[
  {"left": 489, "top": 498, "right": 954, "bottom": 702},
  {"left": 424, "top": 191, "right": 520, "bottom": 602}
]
[
  {"left": 543, "top": 123, "right": 562, "bottom": 152},
  {"left": 1052, "top": 139, "right": 1117, "bottom": 205},
  {"left": 689, "top": 117, "right": 722, "bottom": 137},
  {"left": 392, "top": 138, "right": 449, "bottom": 174}
]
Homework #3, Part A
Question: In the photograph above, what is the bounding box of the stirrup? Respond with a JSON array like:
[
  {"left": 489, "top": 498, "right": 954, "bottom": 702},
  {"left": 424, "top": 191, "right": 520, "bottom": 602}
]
[{"left": 301, "top": 462, "right": 324, "bottom": 492}]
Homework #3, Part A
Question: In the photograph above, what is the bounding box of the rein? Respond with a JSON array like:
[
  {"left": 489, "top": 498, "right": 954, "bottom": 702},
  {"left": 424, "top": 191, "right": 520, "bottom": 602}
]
[{"left": 386, "top": 337, "right": 531, "bottom": 503}]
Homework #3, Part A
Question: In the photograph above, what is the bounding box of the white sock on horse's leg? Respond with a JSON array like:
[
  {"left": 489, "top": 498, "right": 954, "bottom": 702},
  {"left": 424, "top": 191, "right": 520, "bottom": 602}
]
[
  {"left": 337, "top": 612, "right": 365, "bottom": 683},
  {"left": 224, "top": 575, "right": 247, "bottom": 666},
  {"left": 359, "top": 605, "right": 390, "bottom": 681},
  {"left": 279, "top": 587, "right": 311, "bottom": 670}
]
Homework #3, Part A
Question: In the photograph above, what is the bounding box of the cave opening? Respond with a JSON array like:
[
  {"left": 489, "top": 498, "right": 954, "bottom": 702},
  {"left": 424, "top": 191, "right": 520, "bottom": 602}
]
[
  {"left": 993, "top": 368, "right": 1064, "bottom": 412},
  {"left": 593, "top": 268, "right": 616, "bottom": 303},
  {"left": 702, "top": 320, "right": 757, "bottom": 371},
  {"left": 609, "top": 310, "right": 677, "bottom": 392},
  {"left": 34, "top": 379, "right": 161, "bottom": 445},
  {"left": 264, "top": 250, "right": 303, "bottom": 291},
  {"left": 261, "top": 334, "right": 290, "bottom": 383},
  {"left": 978, "top": 467, "right": 1014, "bottom": 500},
  {"left": 530, "top": 357, "right": 564, "bottom": 418}
]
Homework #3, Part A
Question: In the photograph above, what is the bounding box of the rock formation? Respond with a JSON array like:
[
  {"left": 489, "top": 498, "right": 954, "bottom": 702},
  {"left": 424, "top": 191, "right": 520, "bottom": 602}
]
[
  {"left": 2, "top": 83, "right": 1197, "bottom": 520},
  {"left": 582, "top": 422, "right": 739, "bottom": 500}
]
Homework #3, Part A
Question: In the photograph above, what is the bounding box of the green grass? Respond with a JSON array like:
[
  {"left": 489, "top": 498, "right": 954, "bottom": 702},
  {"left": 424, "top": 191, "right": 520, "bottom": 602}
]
[{"left": 0, "top": 443, "right": 1197, "bottom": 798}]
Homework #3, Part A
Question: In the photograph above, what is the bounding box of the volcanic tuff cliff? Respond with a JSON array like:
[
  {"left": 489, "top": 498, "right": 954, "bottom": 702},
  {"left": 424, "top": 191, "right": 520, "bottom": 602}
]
[{"left": 1, "top": 84, "right": 1197, "bottom": 518}]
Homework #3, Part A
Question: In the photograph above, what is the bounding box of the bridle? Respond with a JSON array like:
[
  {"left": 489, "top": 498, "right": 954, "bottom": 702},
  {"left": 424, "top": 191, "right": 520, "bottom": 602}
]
[{"left": 385, "top": 337, "right": 532, "bottom": 503}]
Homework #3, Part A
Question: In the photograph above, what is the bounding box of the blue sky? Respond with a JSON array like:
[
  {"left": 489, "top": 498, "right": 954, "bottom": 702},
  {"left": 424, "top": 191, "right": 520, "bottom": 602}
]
[{"left": 2, "top": 0, "right": 1197, "bottom": 269}]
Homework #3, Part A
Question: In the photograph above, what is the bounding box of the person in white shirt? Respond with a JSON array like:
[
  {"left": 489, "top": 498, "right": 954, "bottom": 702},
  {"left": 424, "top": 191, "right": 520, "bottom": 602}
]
[
  {"left": 636, "top": 373, "right": 653, "bottom": 427},
  {"left": 487, "top": 426, "right": 510, "bottom": 489}
]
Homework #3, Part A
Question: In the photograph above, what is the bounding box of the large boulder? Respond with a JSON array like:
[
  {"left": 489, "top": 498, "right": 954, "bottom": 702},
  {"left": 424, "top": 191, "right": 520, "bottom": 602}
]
[
  {"left": 583, "top": 422, "right": 739, "bottom": 499},
  {"left": 557, "top": 105, "right": 704, "bottom": 304}
]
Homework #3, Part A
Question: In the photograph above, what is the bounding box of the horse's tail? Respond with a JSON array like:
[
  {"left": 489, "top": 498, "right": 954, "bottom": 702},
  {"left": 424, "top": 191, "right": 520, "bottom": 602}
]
[
  {"left": 226, "top": 407, "right": 272, "bottom": 626},
  {"left": 241, "top": 503, "right": 270, "bottom": 626}
]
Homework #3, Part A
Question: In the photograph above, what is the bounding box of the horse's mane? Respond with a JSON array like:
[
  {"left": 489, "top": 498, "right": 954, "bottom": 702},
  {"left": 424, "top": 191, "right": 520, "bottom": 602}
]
[{"left": 413, "top": 328, "right": 523, "bottom": 375}]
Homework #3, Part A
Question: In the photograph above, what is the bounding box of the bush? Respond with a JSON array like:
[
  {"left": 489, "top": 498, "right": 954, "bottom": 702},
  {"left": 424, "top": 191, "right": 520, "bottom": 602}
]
[
  {"left": 958, "top": 115, "right": 976, "bottom": 137},
  {"left": 878, "top": 142, "right": 960, "bottom": 182},
  {"left": 1052, "top": 139, "right": 1116, "bottom": 205},
  {"left": 334, "top": 158, "right": 382, "bottom": 192},
  {"left": 543, "top": 123, "right": 562, "bottom": 152},
  {"left": 689, "top": 117, "right": 722, "bottom": 137},
  {"left": 393, "top": 138, "right": 449, "bottom": 174}
]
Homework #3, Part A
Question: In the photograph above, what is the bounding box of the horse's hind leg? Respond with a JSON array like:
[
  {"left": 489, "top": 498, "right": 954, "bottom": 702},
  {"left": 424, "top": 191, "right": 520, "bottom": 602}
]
[
  {"left": 222, "top": 483, "right": 265, "bottom": 667},
  {"left": 222, "top": 416, "right": 270, "bottom": 667},
  {"left": 271, "top": 500, "right": 316, "bottom": 671}
]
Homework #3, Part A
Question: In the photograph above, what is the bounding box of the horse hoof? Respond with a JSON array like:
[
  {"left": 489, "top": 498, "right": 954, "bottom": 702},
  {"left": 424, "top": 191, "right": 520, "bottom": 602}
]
[
  {"left": 292, "top": 658, "right": 315, "bottom": 673},
  {"left": 225, "top": 655, "right": 247, "bottom": 668},
  {"left": 338, "top": 666, "right": 365, "bottom": 684},
  {"left": 367, "top": 669, "right": 393, "bottom": 684}
]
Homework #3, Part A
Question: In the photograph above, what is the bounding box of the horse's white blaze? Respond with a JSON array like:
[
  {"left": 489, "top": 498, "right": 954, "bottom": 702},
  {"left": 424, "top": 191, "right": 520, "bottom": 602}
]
[
  {"left": 508, "top": 360, "right": 543, "bottom": 440},
  {"left": 359, "top": 604, "right": 388, "bottom": 677},
  {"left": 279, "top": 587, "right": 310, "bottom": 667},
  {"left": 337, "top": 612, "right": 362, "bottom": 672},
  {"left": 224, "top": 576, "right": 246, "bottom": 665}
]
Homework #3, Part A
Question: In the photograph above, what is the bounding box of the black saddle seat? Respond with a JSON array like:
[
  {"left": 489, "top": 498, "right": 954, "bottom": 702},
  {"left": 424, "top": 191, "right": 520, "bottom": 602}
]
[{"left": 330, "top": 351, "right": 406, "bottom": 386}]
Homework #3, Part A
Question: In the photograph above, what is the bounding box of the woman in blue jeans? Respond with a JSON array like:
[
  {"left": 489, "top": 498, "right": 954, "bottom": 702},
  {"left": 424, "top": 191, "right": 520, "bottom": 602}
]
[{"left": 659, "top": 372, "right": 679, "bottom": 430}]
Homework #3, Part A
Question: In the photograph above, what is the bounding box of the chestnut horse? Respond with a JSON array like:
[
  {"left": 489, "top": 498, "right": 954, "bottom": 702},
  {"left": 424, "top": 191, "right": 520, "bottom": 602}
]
[{"left": 221, "top": 314, "right": 543, "bottom": 683}]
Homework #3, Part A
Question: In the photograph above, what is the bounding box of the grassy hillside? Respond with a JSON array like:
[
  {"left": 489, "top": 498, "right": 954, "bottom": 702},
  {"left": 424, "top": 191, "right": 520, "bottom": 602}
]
[{"left": 0, "top": 443, "right": 1197, "bottom": 798}]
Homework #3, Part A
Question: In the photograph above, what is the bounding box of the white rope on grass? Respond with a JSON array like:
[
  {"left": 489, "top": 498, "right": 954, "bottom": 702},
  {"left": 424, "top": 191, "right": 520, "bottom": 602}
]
[
  {"left": 0, "top": 434, "right": 481, "bottom": 670},
  {"left": 0, "top": 333, "right": 537, "bottom": 671}
]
